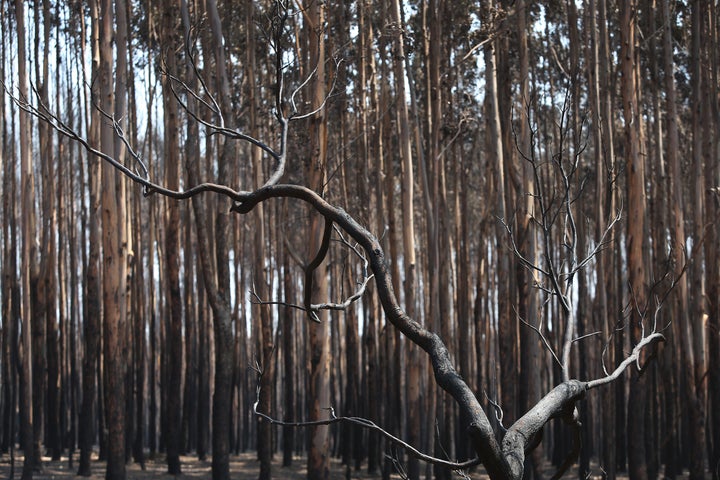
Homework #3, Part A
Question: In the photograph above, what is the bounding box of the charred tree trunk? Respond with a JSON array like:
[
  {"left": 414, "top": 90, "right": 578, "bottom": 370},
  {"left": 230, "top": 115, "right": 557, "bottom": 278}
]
[
  {"left": 160, "top": 1, "right": 183, "bottom": 473},
  {"left": 16, "top": 0, "right": 37, "bottom": 477},
  {"left": 77, "top": 2, "right": 102, "bottom": 474},
  {"left": 621, "top": 4, "right": 648, "bottom": 479}
]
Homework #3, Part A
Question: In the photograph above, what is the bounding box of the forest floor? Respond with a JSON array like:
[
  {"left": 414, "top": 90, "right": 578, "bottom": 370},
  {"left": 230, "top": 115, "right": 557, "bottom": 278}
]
[
  {"left": 0, "top": 452, "right": 703, "bottom": 479},
  {"left": 0, "top": 452, "right": 470, "bottom": 479}
]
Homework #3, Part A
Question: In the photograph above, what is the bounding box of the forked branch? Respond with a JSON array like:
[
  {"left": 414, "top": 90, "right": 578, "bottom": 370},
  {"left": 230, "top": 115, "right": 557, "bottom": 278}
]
[
  {"left": 3, "top": 8, "right": 669, "bottom": 477},
  {"left": 6, "top": 82, "right": 669, "bottom": 480}
]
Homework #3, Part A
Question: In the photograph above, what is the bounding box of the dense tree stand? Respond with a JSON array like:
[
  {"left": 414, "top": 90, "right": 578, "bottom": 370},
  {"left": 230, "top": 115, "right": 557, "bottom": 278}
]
[{"left": 2, "top": 2, "right": 718, "bottom": 480}]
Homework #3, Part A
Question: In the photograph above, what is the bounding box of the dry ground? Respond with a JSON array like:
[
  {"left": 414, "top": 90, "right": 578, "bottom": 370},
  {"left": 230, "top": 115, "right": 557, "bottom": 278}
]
[
  {"left": 0, "top": 452, "right": 442, "bottom": 479},
  {"left": 0, "top": 452, "right": 704, "bottom": 479}
]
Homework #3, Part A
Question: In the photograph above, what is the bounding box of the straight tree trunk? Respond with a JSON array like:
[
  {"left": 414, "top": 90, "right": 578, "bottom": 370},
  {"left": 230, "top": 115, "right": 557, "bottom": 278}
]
[
  {"left": 182, "top": 207, "right": 197, "bottom": 455},
  {"left": 200, "top": 1, "right": 236, "bottom": 478},
  {"left": 197, "top": 288, "right": 211, "bottom": 461},
  {"left": 99, "top": 0, "right": 128, "bottom": 478},
  {"left": 365, "top": 6, "right": 383, "bottom": 473},
  {"left": 160, "top": 1, "right": 183, "bottom": 473},
  {"left": 116, "top": 0, "right": 134, "bottom": 467},
  {"left": 282, "top": 250, "right": 296, "bottom": 467},
  {"left": 484, "top": 8, "right": 513, "bottom": 430},
  {"left": 388, "top": 0, "right": 418, "bottom": 477},
  {"left": 78, "top": 2, "right": 101, "bottom": 474},
  {"left": 37, "top": 0, "right": 59, "bottom": 463},
  {"left": 248, "top": 2, "right": 274, "bottom": 477},
  {"left": 706, "top": 3, "right": 720, "bottom": 476},
  {"left": 16, "top": 0, "right": 36, "bottom": 477},
  {"left": 30, "top": 3, "right": 47, "bottom": 469},
  {"left": 132, "top": 197, "right": 146, "bottom": 468},
  {"left": 306, "top": 3, "right": 331, "bottom": 477},
  {"left": 516, "top": 1, "right": 543, "bottom": 477},
  {"left": 179, "top": 0, "right": 199, "bottom": 459},
  {"left": 620, "top": 4, "right": 648, "bottom": 480},
  {"left": 688, "top": 4, "right": 708, "bottom": 478},
  {"left": 595, "top": 1, "right": 624, "bottom": 473},
  {"left": 0, "top": 14, "right": 18, "bottom": 460},
  {"left": 660, "top": 2, "right": 684, "bottom": 474}
]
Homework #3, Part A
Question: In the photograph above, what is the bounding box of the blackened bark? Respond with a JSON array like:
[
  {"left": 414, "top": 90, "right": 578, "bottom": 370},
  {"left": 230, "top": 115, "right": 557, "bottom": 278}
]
[
  {"left": 77, "top": 5, "right": 102, "bottom": 463},
  {"left": 282, "top": 251, "right": 296, "bottom": 468},
  {"left": 160, "top": 0, "right": 183, "bottom": 473}
]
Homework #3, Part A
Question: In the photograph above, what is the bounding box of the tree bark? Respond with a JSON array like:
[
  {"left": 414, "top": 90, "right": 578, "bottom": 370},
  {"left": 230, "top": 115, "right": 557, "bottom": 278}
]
[
  {"left": 620, "top": 4, "right": 648, "bottom": 480},
  {"left": 78, "top": 2, "right": 101, "bottom": 474},
  {"left": 16, "top": 0, "right": 37, "bottom": 477},
  {"left": 516, "top": 1, "right": 543, "bottom": 478},
  {"left": 706, "top": 3, "right": 720, "bottom": 476},
  {"left": 199, "top": 1, "right": 236, "bottom": 478},
  {"left": 248, "top": 2, "right": 274, "bottom": 477},
  {"left": 305, "top": 3, "right": 331, "bottom": 476},
  {"left": 99, "top": 1, "right": 128, "bottom": 478},
  {"left": 100, "top": 0, "right": 127, "bottom": 472},
  {"left": 688, "top": 4, "right": 709, "bottom": 478},
  {"left": 160, "top": 0, "right": 183, "bottom": 473},
  {"left": 484, "top": 3, "right": 514, "bottom": 432}
]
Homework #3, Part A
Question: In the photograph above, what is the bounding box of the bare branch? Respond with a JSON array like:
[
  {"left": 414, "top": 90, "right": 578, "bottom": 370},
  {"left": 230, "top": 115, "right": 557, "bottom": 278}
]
[
  {"left": 252, "top": 225, "right": 373, "bottom": 317},
  {"left": 568, "top": 209, "right": 622, "bottom": 278},
  {"left": 181, "top": 25, "right": 225, "bottom": 124},
  {"left": 9, "top": 12, "right": 667, "bottom": 475},
  {"left": 501, "top": 219, "right": 551, "bottom": 278},
  {"left": 230, "top": 185, "right": 512, "bottom": 479},
  {"left": 163, "top": 68, "right": 282, "bottom": 162},
  {"left": 289, "top": 64, "right": 320, "bottom": 116},
  {"left": 571, "top": 331, "right": 602, "bottom": 344},
  {"left": 483, "top": 390, "right": 506, "bottom": 432},
  {"left": 310, "top": 274, "right": 374, "bottom": 312},
  {"left": 302, "top": 218, "right": 334, "bottom": 323},
  {"left": 3, "top": 80, "right": 249, "bottom": 202},
  {"left": 586, "top": 332, "right": 665, "bottom": 389},
  {"left": 289, "top": 57, "right": 344, "bottom": 121},
  {"left": 519, "top": 316, "right": 562, "bottom": 368},
  {"left": 253, "top": 396, "right": 482, "bottom": 471}
]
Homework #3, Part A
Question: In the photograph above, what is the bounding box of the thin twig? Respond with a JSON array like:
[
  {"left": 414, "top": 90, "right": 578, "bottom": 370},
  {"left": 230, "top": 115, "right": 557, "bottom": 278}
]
[{"left": 253, "top": 402, "right": 482, "bottom": 470}]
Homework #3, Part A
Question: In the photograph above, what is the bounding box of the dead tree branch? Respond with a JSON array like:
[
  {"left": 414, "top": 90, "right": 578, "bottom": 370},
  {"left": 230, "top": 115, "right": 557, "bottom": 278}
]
[
  {"left": 252, "top": 390, "right": 482, "bottom": 471},
  {"left": 3, "top": 6, "right": 670, "bottom": 477}
]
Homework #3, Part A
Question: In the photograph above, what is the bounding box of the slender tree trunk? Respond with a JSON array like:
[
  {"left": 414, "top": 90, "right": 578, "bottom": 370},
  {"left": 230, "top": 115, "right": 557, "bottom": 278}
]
[
  {"left": 305, "top": 3, "right": 331, "bottom": 477},
  {"left": 660, "top": 2, "right": 684, "bottom": 474},
  {"left": 595, "top": 1, "right": 624, "bottom": 473},
  {"left": 160, "top": 0, "right": 183, "bottom": 473},
  {"left": 1, "top": 10, "right": 18, "bottom": 461},
  {"left": 179, "top": 0, "right": 199, "bottom": 460},
  {"left": 365, "top": 7, "right": 383, "bottom": 473},
  {"left": 621, "top": 4, "right": 648, "bottom": 480},
  {"left": 78, "top": 2, "right": 101, "bottom": 474},
  {"left": 199, "top": 1, "right": 236, "bottom": 478},
  {"left": 387, "top": 0, "right": 418, "bottom": 477},
  {"left": 282, "top": 249, "right": 296, "bottom": 467},
  {"left": 36, "top": 0, "right": 60, "bottom": 463},
  {"left": 16, "top": 0, "right": 36, "bottom": 477},
  {"left": 132, "top": 203, "right": 146, "bottom": 469},
  {"left": 689, "top": 4, "right": 709, "bottom": 478},
  {"left": 484, "top": 6, "right": 513, "bottom": 432},
  {"left": 516, "top": 1, "right": 543, "bottom": 478},
  {"left": 706, "top": 4, "right": 720, "bottom": 477},
  {"left": 29, "top": 3, "right": 47, "bottom": 470},
  {"left": 197, "top": 289, "right": 211, "bottom": 461},
  {"left": 99, "top": 1, "right": 128, "bottom": 478},
  {"left": 706, "top": 4, "right": 720, "bottom": 472},
  {"left": 248, "top": 3, "right": 274, "bottom": 477}
]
